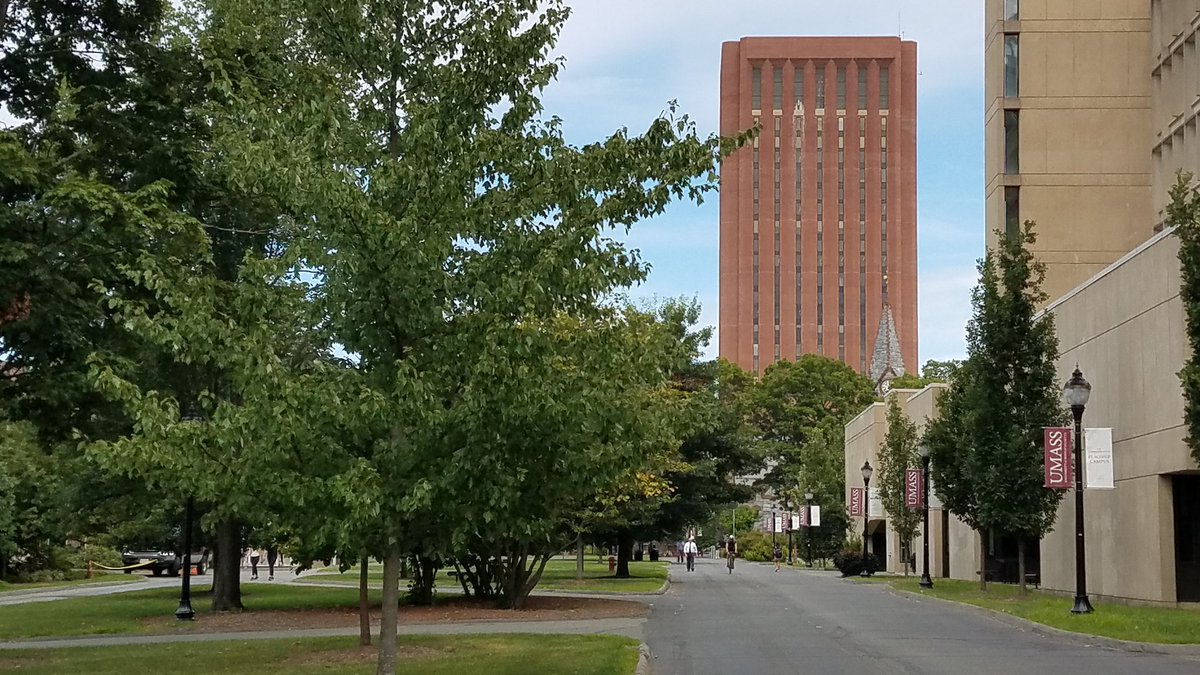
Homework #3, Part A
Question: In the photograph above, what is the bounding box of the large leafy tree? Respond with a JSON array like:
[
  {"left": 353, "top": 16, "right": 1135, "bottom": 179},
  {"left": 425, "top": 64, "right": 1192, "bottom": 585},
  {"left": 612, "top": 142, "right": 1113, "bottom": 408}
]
[
  {"left": 1170, "top": 172, "right": 1200, "bottom": 468},
  {"left": 877, "top": 396, "right": 921, "bottom": 574},
  {"left": 192, "top": 2, "right": 742, "bottom": 670},
  {"left": 751, "top": 355, "right": 876, "bottom": 502},
  {"left": 925, "top": 223, "right": 1064, "bottom": 591}
]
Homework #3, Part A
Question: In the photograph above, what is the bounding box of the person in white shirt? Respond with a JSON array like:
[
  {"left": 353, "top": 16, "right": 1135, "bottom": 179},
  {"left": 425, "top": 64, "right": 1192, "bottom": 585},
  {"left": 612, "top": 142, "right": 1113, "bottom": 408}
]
[{"left": 683, "top": 536, "right": 699, "bottom": 572}]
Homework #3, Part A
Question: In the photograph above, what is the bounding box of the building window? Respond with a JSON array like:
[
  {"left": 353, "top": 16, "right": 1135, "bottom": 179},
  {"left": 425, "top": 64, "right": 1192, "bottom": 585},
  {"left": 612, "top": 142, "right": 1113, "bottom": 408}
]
[
  {"left": 836, "top": 65, "right": 846, "bottom": 109},
  {"left": 794, "top": 67, "right": 805, "bottom": 109},
  {"left": 752, "top": 66, "right": 762, "bottom": 109},
  {"left": 1005, "top": 0, "right": 1019, "bottom": 21},
  {"left": 1005, "top": 186, "right": 1020, "bottom": 238},
  {"left": 1004, "top": 109, "right": 1019, "bottom": 174},
  {"left": 858, "top": 66, "right": 867, "bottom": 109},
  {"left": 879, "top": 65, "right": 889, "bottom": 109},
  {"left": 1004, "top": 34, "right": 1019, "bottom": 98},
  {"left": 773, "top": 65, "right": 783, "bottom": 110},
  {"left": 816, "top": 68, "right": 826, "bottom": 109}
]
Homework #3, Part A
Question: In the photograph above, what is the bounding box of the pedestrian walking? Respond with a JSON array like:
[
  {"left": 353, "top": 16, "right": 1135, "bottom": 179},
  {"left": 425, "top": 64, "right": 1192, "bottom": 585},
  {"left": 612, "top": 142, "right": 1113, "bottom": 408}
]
[
  {"left": 773, "top": 542, "right": 784, "bottom": 572},
  {"left": 267, "top": 547, "right": 278, "bottom": 581},
  {"left": 676, "top": 540, "right": 684, "bottom": 564},
  {"left": 683, "top": 536, "right": 699, "bottom": 572},
  {"left": 249, "top": 548, "right": 262, "bottom": 580}
]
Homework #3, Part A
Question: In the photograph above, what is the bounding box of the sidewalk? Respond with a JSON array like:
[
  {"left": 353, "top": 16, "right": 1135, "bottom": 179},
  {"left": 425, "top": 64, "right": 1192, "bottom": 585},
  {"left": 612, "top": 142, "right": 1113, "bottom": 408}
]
[{"left": 0, "top": 617, "right": 646, "bottom": 650}]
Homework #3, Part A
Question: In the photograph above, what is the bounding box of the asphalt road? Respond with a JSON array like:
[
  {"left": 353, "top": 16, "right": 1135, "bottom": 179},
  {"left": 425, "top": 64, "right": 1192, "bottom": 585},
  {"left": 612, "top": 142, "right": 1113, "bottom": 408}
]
[{"left": 643, "top": 557, "right": 1200, "bottom": 675}]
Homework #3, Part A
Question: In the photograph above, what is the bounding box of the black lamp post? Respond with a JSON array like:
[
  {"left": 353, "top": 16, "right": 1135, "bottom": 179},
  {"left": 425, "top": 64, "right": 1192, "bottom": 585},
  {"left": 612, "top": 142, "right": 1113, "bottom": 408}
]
[
  {"left": 771, "top": 509, "right": 777, "bottom": 547},
  {"left": 860, "top": 460, "right": 874, "bottom": 577},
  {"left": 804, "top": 491, "right": 814, "bottom": 568},
  {"left": 1064, "top": 367, "right": 1094, "bottom": 614},
  {"left": 918, "top": 444, "right": 933, "bottom": 589},
  {"left": 784, "top": 498, "right": 794, "bottom": 565},
  {"left": 176, "top": 414, "right": 202, "bottom": 622}
]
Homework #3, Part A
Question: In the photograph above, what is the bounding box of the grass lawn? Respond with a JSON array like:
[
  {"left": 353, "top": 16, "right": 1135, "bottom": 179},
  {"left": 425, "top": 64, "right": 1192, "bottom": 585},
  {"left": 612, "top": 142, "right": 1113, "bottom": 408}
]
[
  {"left": 0, "top": 574, "right": 144, "bottom": 594},
  {"left": 305, "top": 559, "right": 669, "bottom": 594},
  {"left": 890, "top": 578, "right": 1200, "bottom": 644},
  {"left": 0, "top": 634, "right": 641, "bottom": 675},
  {"left": 0, "top": 583, "right": 380, "bottom": 640}
]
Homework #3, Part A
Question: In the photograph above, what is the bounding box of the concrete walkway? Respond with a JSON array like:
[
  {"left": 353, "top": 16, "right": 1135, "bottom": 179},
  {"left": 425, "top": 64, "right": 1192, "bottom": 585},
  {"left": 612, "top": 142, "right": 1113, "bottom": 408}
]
[{"left": 0, "top": 617, "right": 646, "bottom": 650}]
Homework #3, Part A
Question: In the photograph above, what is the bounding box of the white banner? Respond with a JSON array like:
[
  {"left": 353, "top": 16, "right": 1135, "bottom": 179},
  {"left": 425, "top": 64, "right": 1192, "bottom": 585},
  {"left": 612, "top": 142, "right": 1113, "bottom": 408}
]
[
  {"left": 810, "top": 505, "right": 821, "bottom": 527},
  {"left": 927, "top": 477, "right": 943, "bottom": 509},
  {"left": 773, "top": 516, "right": 782, "bottom": 533},
  {"left": 1085, "top": 427, "right": 1115, "bottom": 490},
  {"left": 868, "top": 488, "right": 884, "bottom": 518},
  {"left": 790, "top": 515, "right": 800, "bottom": 530}
]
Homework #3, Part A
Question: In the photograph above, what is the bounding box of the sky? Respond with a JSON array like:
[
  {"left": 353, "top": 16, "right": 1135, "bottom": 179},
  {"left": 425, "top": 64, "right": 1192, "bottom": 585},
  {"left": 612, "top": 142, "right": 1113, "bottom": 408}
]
[{"left": 540, "top": 0, "right": 985, "bottom": 366}]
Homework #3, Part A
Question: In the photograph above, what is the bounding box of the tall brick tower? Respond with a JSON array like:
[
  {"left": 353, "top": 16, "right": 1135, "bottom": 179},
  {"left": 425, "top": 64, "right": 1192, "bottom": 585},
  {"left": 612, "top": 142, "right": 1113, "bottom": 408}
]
[{"left": 718, "top": 37, "right": 918, "bottom": 377}]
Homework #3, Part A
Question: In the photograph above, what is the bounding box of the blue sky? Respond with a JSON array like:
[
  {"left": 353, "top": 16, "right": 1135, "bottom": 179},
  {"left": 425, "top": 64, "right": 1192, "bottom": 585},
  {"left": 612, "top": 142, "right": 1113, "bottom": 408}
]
[{"left": 541, "top": 0, "right": 985, "bottom": 365}]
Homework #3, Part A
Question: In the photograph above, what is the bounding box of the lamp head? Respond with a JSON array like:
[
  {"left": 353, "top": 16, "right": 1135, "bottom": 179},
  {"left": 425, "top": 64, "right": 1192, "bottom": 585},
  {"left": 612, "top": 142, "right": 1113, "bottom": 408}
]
[
  {"left": 918, "top": 443, "right": 930, "bottom": 458},
  {"left": 861, "top": 460, "right": 874, "bottom": 482},
  {"left": 804, "top": 491, "right": 814, "bottom": 501},
  {"left": 1063, "top": 366, "right": 1091, "bottom": 408}
]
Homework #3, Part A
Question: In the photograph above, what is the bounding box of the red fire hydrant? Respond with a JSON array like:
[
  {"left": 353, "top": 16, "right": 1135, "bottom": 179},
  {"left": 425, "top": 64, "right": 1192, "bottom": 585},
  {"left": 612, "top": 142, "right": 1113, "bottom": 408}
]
[{"left": 608, "top": 555, "right": 616, "bottom": 573}]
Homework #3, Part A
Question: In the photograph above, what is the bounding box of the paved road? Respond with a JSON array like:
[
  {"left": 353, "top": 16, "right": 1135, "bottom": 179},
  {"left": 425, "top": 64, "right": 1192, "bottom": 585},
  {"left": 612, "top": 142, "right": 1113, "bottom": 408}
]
[{"left": 644, "top": 558, "right": 1200, "bottom": 675}]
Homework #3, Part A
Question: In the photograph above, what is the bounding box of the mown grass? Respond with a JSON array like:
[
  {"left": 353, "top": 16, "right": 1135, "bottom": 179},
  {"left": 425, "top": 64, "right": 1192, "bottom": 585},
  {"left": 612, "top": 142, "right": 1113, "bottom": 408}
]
[
  {"left": 0, "top": 583, "right": 380, "bottom": 640},
  {"left": 0, "top": 634, "right": 642, "bottom": 675},
  {"left": 890, "top": 577, "right": 1200, "bottom": 644},
  {"left": 0, "top": 574, "right": 144, "bottom": 594},
  {"left": 305, "top": 559, "right": 669, "bottom": 594}
]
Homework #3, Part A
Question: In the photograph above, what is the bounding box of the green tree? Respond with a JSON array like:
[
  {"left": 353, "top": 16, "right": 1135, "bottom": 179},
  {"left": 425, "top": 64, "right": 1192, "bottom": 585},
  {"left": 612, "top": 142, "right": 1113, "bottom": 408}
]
[
  {"left": 194, "top": 2, "right": 744, "bottom": 671},
  {"left": 1169, "top": 172, "right": 1200, "bottom": 468},
  {"left": 921, "top": 359, "right": 963, "bottom": 382},
  {"left": 925, "top": 223, "right": 1065, "bottom": 591},
  {"left": 751, "top": 355, "right": 876, "bottom": 505},
  {"left": 876, "top": 396, "right": 921, "bottom": 574}
]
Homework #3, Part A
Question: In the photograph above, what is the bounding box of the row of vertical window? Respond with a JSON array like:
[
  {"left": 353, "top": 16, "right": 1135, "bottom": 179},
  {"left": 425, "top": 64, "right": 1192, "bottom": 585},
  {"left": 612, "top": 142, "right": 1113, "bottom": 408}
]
[
  {"left": 1004, "top": 1, "right": 1021, "bottom": 233},
  {"left": 751, "top": 62, "right": 890, "bottom": 111}
]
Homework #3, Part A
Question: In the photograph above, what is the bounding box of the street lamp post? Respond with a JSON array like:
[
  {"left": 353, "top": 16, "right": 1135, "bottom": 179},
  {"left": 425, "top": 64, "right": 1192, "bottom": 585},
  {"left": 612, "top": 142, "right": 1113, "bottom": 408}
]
[
  {"left": 804, "top": 491, "right": 814, "bottom": 568},
  {"left": 918, "top": 444, "right": 933, "bottom": 589},
  {"left": 1064, "top": 367, "right": 1094, "bottom": 614},
  {"left": 176, "top": 495, "right": 196, "bottom": 621},
  {"left": 176, "top": 413, "right": 203, "bottom": 622},
  {"left": 784, "top": 499, "right": 794, "bottom": 565},
  {"left": 771, "top": 509, "right": 777, "bottom": 547},
  {"left": 860, "top": 460, "right": 874, "bottom": 577}
]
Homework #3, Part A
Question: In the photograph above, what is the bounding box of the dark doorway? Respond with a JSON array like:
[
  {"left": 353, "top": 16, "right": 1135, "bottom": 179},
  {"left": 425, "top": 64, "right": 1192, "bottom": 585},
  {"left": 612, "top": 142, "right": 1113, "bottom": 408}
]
[
  {"left": 1173, "top": 475, "right": 1200, "bottom": 602},
  {"left": 871, "top": 528, "right": 886, "bottom": 567},
  {"left": 984, "top": 531, "right": 1039, "bottom": 584}
]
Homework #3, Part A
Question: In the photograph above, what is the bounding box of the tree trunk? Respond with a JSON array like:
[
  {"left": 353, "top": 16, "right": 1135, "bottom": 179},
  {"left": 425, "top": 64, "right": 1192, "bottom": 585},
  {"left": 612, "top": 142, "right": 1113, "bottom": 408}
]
[
  {"left": 211, "top": 519, "right": 243, "bottom": 611},
  {"left": 1017, "top": 537, "right": 1027, "bottom": 594},
  {"left": 575, "top": 536, "right": 584, "bottom": 581},
  {"left": 359, "top": 556, "right": 371, "bottom": 646},
  {"left": 376, "top": 549, "right": 400, "bottom": 675},
  {"left": 978, "top": 530, "right": 987, "bottom": 591},
  {"left": 615, "top": 531, "right": 633, "bottom": 579}
]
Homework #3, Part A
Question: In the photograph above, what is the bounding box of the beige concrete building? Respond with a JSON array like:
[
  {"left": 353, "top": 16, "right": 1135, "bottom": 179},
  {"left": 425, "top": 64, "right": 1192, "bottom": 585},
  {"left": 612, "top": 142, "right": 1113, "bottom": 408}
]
[
  {"left": 1152, "top": 1, "right": 1200, "bottom": 226},
  {"left": 984, "top": 0, "right": 1154, "bottom": 303}
]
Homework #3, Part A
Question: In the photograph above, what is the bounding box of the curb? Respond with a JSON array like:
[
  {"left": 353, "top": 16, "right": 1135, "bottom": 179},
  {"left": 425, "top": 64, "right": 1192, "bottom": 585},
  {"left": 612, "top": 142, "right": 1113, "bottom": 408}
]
[
  {"left": 635, "top": 642, "right": 654, "bottom": 675},
  {"left": 888, "top": 587, "right": 1200, "bottom": 657}
]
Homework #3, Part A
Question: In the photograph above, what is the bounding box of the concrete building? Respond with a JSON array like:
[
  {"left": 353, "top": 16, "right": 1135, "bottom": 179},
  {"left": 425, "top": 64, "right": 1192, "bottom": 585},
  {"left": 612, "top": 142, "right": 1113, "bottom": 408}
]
[
  {"left": 986, "top": 0, "right": 1200, "bottom": 302},
  {"left": 842, "top": 1, "right": 1200, "bottom": 605},
  {"left": 718, "top": 37, "right": 918, "bottom": 379}
]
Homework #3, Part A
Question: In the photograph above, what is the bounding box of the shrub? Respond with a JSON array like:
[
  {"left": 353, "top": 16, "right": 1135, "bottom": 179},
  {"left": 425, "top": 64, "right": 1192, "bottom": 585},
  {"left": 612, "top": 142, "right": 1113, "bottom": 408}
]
[
  {"left": 734, "top": 530, "right": 774, "bottom": 562},
  {"left": 832, "top": 548, "right": 880, "bottom": 577}
]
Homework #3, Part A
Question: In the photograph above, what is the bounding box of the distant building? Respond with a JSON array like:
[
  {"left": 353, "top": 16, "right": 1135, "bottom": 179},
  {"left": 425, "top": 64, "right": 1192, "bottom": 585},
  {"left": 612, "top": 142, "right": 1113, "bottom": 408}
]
[{"left": 718, "top": 37, "right": 918, "bottom": 379}]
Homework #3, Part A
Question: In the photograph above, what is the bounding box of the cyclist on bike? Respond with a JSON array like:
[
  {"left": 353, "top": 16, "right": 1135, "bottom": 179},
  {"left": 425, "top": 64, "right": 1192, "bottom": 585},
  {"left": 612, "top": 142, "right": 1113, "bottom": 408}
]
[{"left": 725, "top": 535, "right": 737, "bottom": 573}]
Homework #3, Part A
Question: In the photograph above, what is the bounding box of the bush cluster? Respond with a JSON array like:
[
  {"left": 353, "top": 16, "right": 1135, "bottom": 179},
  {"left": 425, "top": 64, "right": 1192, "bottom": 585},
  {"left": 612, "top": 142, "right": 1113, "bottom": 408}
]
[{"left": 832, "top": 548, "right": 880, "bottom": 577}]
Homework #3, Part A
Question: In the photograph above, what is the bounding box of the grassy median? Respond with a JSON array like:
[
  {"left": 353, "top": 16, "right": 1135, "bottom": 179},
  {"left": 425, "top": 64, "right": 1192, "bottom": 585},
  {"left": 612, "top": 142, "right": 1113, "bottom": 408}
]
[
  {"left": 0, "top": 583, "right": 378, "bottom": 639},
  {"left": 0, "top": 574, "right": 144, "bottom": 594},
  {"left": 305, "top": 559, "right": 669, "bottom": 594},
  {"left": 890, "top": 578, "right": 1200, "bottom": 644},
  {"left": 0, "top": 634, "right": 642, "bottom": 675}
]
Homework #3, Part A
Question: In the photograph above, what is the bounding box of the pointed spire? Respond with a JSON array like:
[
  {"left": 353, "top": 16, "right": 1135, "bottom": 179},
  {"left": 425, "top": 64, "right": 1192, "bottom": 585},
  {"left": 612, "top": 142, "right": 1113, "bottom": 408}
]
[{"left": 870, "top": 302, "right": 905, "bottom": 395}]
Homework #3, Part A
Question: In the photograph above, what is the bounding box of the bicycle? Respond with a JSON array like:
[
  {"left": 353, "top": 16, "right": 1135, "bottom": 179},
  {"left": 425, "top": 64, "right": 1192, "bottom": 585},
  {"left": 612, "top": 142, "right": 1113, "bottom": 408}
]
[{"left": 726, "top": 551, "right": 735, "bottom": 573}]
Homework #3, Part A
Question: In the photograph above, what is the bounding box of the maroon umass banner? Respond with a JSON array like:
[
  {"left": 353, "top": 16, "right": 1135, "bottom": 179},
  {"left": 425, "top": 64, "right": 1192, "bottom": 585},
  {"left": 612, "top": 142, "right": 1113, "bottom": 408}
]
[
  {"left": 904, "top": 468, "right": 923, "bottom": 509},
  {"left": 1043, "top": 427, "right": 1073, "bottom": 489},
  {"left": 849, "top": 487, "right": 864, "bottom": 517}
]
